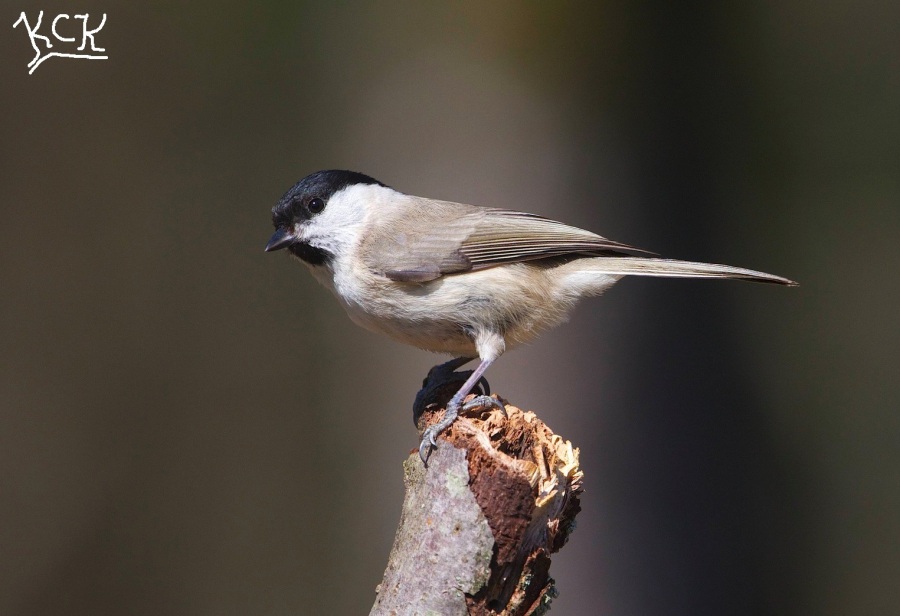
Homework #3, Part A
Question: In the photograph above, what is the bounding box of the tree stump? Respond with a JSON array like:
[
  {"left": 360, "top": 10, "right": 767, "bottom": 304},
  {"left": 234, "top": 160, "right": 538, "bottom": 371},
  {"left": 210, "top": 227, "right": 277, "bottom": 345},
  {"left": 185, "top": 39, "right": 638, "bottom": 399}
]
[{"left": 370, "top": 397, "right": 584, "bottom": 615}]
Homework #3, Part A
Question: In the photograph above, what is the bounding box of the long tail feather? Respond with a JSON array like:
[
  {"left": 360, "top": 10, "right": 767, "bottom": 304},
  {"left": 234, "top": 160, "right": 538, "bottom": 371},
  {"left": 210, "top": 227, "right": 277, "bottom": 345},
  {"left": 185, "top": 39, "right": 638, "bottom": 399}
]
[{"left": 572, "top": 256, "right": 797, "bottom": 286}]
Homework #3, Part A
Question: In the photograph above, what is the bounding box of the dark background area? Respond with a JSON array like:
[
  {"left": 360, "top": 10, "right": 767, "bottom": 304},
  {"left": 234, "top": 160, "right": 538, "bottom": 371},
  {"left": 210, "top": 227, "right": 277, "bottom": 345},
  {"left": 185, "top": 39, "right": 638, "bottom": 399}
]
[{"left": 2, "top": 2, "right": 898, "bottom": 614}]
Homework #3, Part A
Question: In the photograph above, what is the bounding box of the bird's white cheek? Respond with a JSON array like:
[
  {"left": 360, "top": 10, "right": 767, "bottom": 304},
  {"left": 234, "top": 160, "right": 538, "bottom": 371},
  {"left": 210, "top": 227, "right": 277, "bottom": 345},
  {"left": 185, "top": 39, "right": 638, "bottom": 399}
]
[{"left": 293, "top": 222, "right": 313, "bottom": 243}]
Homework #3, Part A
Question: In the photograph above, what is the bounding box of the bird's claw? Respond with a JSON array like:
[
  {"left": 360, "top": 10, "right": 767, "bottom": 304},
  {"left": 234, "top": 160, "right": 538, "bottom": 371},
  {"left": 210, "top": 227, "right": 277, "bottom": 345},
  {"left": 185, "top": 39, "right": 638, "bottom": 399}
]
[
  {"left": 418, "top": 394, "right": 506, "bottom": 464},
  {"left": 460, "top": 395, "right": 505, "bottom": 417},
  {"left": 419, "top": 425, "right": 442, "bottom": 463}
]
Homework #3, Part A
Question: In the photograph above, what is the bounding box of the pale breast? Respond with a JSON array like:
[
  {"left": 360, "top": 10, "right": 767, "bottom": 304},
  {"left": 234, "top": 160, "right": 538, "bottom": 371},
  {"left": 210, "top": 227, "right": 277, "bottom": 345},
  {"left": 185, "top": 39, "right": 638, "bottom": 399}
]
[{"left": 321, "top": 258, "right": 580, "bottom": 356}]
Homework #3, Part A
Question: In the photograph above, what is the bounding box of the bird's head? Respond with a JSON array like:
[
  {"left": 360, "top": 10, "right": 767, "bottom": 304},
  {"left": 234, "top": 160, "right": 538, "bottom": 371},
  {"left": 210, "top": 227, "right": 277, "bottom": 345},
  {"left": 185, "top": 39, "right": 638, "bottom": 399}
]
[{"left": 265, "top": 169, "right": 388, "bottom": 266}]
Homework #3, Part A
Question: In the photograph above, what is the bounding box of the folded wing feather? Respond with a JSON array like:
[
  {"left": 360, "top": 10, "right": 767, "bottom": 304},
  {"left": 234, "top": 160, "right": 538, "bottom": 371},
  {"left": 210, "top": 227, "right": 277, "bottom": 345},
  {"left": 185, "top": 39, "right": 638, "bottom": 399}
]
[{"left": 360, "top": 196, "right": 649, "bottom": 282}]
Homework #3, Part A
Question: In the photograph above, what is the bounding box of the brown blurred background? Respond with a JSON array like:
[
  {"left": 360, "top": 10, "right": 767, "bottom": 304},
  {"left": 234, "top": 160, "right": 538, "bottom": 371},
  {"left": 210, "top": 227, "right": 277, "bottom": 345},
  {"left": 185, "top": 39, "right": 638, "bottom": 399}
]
[{"left": 1, "top": 2, "right": 898, "bottom": 614}]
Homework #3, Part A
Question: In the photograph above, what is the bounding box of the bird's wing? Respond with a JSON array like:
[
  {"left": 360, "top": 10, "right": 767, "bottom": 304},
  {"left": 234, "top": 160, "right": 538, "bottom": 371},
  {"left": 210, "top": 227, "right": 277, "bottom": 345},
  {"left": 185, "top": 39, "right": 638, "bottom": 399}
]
[
  {"left": 360, "top": 196, "right": 649, "bottom": 282},
  {"left": 459, "top": 208, "right": 650, "bottom": 269}
]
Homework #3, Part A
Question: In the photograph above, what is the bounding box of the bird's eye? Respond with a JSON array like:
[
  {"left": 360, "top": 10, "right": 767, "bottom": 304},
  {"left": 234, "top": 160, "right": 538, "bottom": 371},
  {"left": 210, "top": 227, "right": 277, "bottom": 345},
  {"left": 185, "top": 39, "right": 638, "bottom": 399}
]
[{"left": 308, "top": 197, "right": 325, "bottom": 214}]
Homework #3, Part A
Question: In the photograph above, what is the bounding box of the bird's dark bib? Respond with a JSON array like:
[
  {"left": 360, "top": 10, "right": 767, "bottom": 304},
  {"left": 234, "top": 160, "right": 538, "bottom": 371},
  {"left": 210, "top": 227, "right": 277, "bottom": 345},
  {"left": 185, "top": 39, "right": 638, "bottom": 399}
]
[{"left": 289, "top": 242, "right": 332, "bottom": 266}]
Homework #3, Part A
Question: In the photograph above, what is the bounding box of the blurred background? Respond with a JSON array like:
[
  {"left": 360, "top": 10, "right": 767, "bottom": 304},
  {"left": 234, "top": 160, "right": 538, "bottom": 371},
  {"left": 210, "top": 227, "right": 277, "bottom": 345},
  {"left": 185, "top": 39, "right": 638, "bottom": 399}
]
[{"left": 1, "top": 1, "right": 898, "bottom": 614}]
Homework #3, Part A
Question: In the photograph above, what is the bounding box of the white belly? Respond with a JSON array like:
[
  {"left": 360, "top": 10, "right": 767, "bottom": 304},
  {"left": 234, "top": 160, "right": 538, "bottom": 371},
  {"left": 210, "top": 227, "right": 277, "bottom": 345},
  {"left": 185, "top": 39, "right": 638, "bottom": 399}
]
[{"left": 310, "top": 259, "right": 594, "bottom": 357}]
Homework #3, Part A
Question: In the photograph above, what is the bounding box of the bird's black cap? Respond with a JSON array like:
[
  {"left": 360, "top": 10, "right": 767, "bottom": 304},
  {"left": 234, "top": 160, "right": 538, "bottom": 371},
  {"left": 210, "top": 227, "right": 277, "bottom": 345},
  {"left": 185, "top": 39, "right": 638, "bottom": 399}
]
[{"left": 271, "top": 170, "right": 386, "bottom": 228}]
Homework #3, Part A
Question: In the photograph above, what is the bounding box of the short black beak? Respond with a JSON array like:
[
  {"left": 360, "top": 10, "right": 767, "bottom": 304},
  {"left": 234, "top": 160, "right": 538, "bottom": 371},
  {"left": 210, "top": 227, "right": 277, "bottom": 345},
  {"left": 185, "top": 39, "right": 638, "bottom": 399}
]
[{"left": 265, "top": 227, "right": 296, "bottom": 252}]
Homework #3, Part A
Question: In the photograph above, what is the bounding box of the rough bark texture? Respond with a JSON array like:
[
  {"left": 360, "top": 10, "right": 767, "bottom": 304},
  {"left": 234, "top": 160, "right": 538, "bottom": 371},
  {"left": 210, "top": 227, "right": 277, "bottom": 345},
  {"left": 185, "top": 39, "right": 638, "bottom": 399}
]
[{"left": 370, "top": 396, "right": 584, "bottom": 616}]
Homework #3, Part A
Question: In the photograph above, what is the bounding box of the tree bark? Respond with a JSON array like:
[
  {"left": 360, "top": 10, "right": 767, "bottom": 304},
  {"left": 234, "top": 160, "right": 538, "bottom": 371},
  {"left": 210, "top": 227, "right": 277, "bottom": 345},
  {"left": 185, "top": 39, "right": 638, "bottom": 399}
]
[{"left": 370, "top": 397, "right": 584, "bottom": 615}]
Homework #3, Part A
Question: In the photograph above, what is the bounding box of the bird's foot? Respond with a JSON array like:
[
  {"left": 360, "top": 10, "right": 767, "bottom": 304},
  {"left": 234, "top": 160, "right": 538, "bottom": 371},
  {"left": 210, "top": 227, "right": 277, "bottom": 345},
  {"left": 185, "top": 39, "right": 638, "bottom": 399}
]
[
  {"left": 418, "top": 394, "right": 505, "bottom": 464},
  {"left": 460, "top": 394, "right": 506, "bottom": 419},
  {"left": 412, "top": 358, "right": 490, "bottom": 426}
]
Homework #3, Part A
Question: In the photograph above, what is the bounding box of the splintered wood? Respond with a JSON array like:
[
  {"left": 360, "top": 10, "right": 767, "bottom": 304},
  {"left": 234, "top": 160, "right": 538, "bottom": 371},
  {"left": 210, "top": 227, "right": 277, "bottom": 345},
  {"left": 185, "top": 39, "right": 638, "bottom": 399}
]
[{"left": 370, "top": 397, "right": 583, "bottom": 616}]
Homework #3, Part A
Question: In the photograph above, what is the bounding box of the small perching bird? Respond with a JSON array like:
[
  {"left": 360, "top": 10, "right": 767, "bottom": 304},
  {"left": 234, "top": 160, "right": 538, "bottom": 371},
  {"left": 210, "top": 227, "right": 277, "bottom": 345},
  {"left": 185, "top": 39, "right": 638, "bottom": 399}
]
[{"left": 266, "top": 170, "right": 796, "bottom": 462}]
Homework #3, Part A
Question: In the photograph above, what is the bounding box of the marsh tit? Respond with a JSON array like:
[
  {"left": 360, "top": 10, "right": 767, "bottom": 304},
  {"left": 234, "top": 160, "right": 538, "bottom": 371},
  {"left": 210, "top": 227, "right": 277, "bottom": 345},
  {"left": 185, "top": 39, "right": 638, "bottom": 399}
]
[{"left": 265, "top": 170, "right": 795, "bottom": 462}]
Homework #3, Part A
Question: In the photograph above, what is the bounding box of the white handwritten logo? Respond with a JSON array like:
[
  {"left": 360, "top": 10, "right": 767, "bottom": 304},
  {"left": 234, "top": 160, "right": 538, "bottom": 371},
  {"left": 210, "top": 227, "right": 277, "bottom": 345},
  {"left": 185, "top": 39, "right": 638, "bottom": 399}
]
[{"left": 13, "top": 11, "right": 108, "bottom": 74}]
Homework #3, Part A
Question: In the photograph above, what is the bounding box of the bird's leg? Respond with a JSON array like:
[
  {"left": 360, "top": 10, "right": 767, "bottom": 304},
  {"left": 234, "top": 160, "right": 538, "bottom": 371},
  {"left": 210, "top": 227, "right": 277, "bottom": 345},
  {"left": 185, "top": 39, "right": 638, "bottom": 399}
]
[
  {"left": 418, "top": 357, "right": 503, "bottom": 463},
  {"left": 412, "top": 356, "right": 491, "bottom": 425}
]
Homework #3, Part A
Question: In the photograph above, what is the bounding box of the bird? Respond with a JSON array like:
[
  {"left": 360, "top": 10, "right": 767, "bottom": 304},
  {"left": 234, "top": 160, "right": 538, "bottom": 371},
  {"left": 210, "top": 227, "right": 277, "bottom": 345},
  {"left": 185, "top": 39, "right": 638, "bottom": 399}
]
[{"left": 265, "top": 170, "right": 796, "bottom": 462}]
